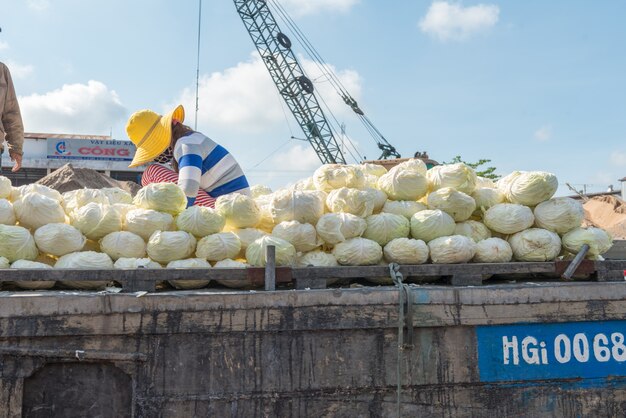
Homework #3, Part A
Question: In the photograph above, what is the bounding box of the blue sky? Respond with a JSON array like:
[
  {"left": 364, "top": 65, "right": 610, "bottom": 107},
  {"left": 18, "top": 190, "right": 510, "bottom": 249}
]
[{"left": 1, "top": 0, "right": 625, "bottom": 195}]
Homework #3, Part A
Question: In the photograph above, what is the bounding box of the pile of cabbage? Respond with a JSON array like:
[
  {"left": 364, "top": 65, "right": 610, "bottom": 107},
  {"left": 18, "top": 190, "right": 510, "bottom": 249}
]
[{"left": 0, "top": 161, "right": 613, "bottom": 290}]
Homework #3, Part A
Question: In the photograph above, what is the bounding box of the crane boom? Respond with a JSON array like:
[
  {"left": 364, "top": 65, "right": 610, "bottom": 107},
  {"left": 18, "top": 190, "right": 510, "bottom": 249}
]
[{"left": 234, "top": 0, "right": 346, "bottom": 164}]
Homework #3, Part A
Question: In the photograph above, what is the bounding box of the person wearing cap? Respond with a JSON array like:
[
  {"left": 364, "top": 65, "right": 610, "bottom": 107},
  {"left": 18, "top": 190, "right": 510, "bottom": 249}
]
[
  {"left": 127, "top": 104, "right": 249, "bottom": 208},
  {"left": 0, "top": 61, "right": 24, "bottom": 172}
]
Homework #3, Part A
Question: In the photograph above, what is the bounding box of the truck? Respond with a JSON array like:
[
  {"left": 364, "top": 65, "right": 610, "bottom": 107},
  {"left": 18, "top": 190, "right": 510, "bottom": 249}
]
[{"left": 1, "top": 250, "right": 625, "bottom": 417}]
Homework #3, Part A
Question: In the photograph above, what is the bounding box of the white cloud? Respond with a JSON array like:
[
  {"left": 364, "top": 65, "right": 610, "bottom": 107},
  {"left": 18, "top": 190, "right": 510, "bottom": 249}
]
[
  {"left": 270, "top": 144, "right": 321, "bottom": 172},
  {"left": 172, "top": 52, "right": 362, "bottom": 134},
  {"left": 0, "top": 41, "right": 9, "bottom": 51},
  {"left": 27, "top": 0, "right": 50, "bottom": 12},
  {"left": 278, "top": 0, "right": 359, "bottom": 17},
  {"left": 419, "top": 1, "right": 499, "bottom": 41},
  {"left": 4, "top": 60, "right": 34, "bottom": 79},
  {"left": 19, "top": 80, "right": 127, "bottom": 135},
  {"left": 534, "top": 125, "right": 552, "bottom": 141},
  {"left": 610, "top": 151, "right": 626, "bottom": 167}
]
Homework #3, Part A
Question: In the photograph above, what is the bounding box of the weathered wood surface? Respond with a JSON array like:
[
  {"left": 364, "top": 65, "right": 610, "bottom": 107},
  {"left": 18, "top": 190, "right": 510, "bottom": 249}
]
[
  {"left": 1, "top": 283, "right": 626, "bottom": 417},
  {"left": 0, "top": 260, "right": 623, "bottom": 290}
]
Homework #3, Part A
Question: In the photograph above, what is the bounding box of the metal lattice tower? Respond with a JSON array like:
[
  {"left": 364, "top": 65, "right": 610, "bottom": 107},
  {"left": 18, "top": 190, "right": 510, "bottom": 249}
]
[{"left": 234, "top": 0, "right": 346, "bottom": 164}]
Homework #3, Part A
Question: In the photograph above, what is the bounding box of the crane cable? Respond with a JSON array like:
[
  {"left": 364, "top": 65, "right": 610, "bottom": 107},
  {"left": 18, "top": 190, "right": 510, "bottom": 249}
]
[
  {"left": 269, "top": 0, "right": 352, "bottom": 99},
  {"left": 268, "top": 0, "right": 364, "bottom": 162},
  {"left": 268, "top": 0, "right": 393, "bottom": 152}
]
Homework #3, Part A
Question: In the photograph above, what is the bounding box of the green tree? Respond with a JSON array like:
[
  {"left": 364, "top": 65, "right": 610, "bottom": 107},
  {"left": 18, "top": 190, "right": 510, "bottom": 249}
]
[{"left": 444, "top": 155, "right": 500, "bottom": 180}]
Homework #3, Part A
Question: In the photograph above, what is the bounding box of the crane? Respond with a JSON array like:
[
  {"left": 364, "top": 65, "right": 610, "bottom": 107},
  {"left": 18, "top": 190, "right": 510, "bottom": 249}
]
[{"left": 234, "top": 0, "right": 402, "bottom": 165}]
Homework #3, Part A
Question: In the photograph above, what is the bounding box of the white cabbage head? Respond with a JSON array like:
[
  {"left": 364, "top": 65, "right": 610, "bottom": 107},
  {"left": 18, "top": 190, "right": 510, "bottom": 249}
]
[
  {"left": 562, "top": 227, "right": 613, "bottom": 257},
  {"left": 231, "top": 228, "right": 268, "bottom": 255},
  {"left": 215, "top": 193, "right": 261, "bottom": 228},
  {"left": 388, "top": 159, "right": 428, "bottom": 176},
  {"left": 363, "top": 174, "right": 380, "bottom": 189},
  {"left": 363, "top": 213, "right": 410, "bottom": 246},
  {"left": 326, "top": 187, "right": 374, "bottom": 218},
  {"left": 63, "top": 189, "right": 109, "bottom": 214},
  {"left": 381, "top": 200, "right": 427, "bottom": 219},
  {"left": 315, "top": 213, "right": 367, "bottom": 245},
  {"left": 254, "top": 193, "right": 276, "bottom": 232},
  {"left": 18, "top": 184, "right": 63, "bottom": 203},
  {"left": 196, "top": 232, "right": 242, "bottom": 261},
  {"left": 10, "top": 259, "right": 55, "bottom": 290},
  {"left": 250, "top": 184, "right": 273, "bottom": 198},
  {"left": 125, "top": 209, "right": 173, "bottom": 241},
  {"left": 332, "top": 237, "right": 382, "bottom": 266},
  {"left": 362, "top": 188, "right": 388, "bottom": 213},
  {"left": 289, "top": 177, "right": 316, "bottom": 191},
  {"left": 471, "top": 188, "right": 505, "bottom": 213},
  {"left": 34, "top": 223, "right": 86, "bottom": 257},
  {"left": 246, "top": 235, "right": 297, "bottom": 267},
  {"left": 502, "top": 171, "right": 558, "bottom": 206},
  {"left": 176, "top": 206, "right": 225, "bottom": 237},
  {"left": 272, "top": 221, "right": 321, "bottom": 252},
  {"left": 427, "top": 187, "right": 476, "bottom": 222},
  {"left": 473, "top": 237, "right": 513, "bottom": 263},
  {"left": 410, "top": 209, "right": 455, "bottom": 242},
  {"left": 71, "top": 203, "right": 123, "bottom": 240},
  {"left": 313, "top": 164, "right": 365, "bottom": 191},
  {"left": 476, "top": 176, "right": 496, "bottom": 188},
  {"left": 101, "top": 187, "right": 133, "bottom": 205},
  {"left": 269, "top": 189, "right": 326, "bottom": 225},
  {"left": 296, "top": 250, "right": 340, "bottom": 285},
  {"left": 383, "top": 238, "right": 429, "bottom": 265},
  {"left": 454, "top": 220, "right": 492, "bottom": 242},
  {"left": 0, "top": 199, "right": 16, "bottom": 225},
  {"left": 0, "top": 224, "right": 39, "bottom": 261},
  {"left": 14, "top": 192, "right": 66, "bottom": 230},
  {"left": 0, "top": 176, "right": 12, "bottom": 199},
  {"left": 0, "top": 256, "right": 8, "bottom": 268},
  {"left": 377, "top": 170, "right": 429, "bottom": 201},
  {"left": 167, "top": 258, "right": 211, "bottom": 290},
  {"left": 214, "top": 258, "right": 248, "bottom": 268},
  {"left": 133, "top": 183, "right": 187, "bottom": 215},
  {"left": 427, "top": 163, "right": 477, "bottom": 194},
  {"left": 509, "top": 228, "right": 561, "bottom": 261},
  {"left": 112, "top": 204, "right": 135, "bottom": 225},
  {"left": 100, "top": 231, "right": 146, "bottom": 260},
  {"left": 428, "top": 235, "right": 476, "bottom": 264},
  {"left": 496, "top": 171, "right": 523, "bottom": 193},
  {"left": 56, "top": 251, "right": 114, "bottom": 290},
  {"left": 213, "top": 258, "right": 251, "bottom": 289},
  {"left": 114, "top": 257, "right": 162, "bottom": 269},
  {"left": 297, "top": 250, "right": 339, "bottom": 267},
  {"left": 356, "top": 163, "right": 388, "bottom": 177},
  {"left": 147, "top": 231, "right": 197, "bottom": 263},
  {"left": 533, "top": 197, "right": 583, "bottom": 234},
  {"left": 483, "top": 203, "right": 535, "bottom": 235}
]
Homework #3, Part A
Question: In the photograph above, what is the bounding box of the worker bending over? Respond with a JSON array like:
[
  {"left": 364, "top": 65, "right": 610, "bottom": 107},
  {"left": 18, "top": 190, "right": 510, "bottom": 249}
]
[
  {"left": 0, "top": 61, "right": 24, "bottom": 172},
  {"left": 126, "top": 104, "right": 249, "bottom": 208}
]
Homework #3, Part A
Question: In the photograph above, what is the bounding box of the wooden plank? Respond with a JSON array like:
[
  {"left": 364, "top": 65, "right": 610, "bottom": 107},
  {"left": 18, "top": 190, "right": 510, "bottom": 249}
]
[
  {"left": 603, "top": 239, "right": 626, "bottom": 260},
  {"left": 291, "top": 262, "right": 558, "bottom": 279},
  {"left": 294, "top": 277, "right": 327, "bottom": 290},
  {"left": 0, "top": 261, "right": 623, "bottom": 285},
  {"left": 450, "top": 274, "right": 483, "bottom": 286}
]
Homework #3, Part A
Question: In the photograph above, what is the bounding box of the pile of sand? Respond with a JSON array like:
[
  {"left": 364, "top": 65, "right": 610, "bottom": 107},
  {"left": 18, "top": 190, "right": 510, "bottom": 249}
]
[
  {"left": 36, "top": 163, "right": 141, "bottom": 195},
  {"left": 583, "top": 195, "right": 626, "bottom": 239}
]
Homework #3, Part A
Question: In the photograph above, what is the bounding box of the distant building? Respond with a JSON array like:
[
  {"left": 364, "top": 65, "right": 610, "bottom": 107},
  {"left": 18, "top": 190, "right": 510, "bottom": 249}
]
[{"left": 1, "top": 133, "right": 144, "bottom": 186}]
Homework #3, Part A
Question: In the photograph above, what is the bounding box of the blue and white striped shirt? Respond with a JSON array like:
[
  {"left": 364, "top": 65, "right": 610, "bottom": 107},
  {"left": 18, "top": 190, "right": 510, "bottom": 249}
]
[{"left": 174, "top": 132, "right": 249, "bottom": 206}]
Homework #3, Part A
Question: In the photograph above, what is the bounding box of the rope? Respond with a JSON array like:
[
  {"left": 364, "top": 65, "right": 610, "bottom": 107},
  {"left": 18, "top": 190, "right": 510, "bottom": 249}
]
[{"left": 389, "top": 263, "right": 414, "bottom": 418}]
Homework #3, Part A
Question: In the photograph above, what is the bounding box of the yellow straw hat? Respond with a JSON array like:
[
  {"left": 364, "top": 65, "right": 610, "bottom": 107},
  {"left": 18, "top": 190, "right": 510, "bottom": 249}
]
[{"left": 126, "top": 104, "right": 185, "bottom": 168}]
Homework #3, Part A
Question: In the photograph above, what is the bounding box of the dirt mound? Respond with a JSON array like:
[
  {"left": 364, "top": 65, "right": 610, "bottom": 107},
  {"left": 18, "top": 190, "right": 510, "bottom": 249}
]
[
  {"left": 36, "top": 163, "right": 140, "bottom": 195},
  {"left": 583, "top": 195, "right": 626, "bottom": 239}
]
